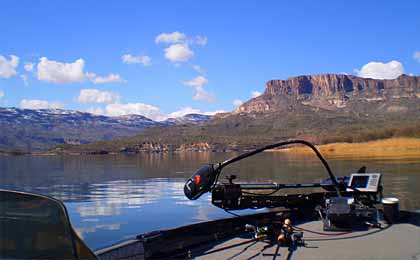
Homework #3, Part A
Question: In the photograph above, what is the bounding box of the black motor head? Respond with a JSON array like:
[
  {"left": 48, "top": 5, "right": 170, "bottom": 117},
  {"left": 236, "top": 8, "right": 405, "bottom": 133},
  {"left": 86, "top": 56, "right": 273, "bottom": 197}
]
[{"left": 184, "top": 164, "right": 219, "bottom": 200}]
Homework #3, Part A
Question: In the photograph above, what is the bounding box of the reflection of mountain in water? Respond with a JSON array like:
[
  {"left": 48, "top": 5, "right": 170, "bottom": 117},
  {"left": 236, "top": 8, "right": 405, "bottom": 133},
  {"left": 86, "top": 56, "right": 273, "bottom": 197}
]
[{"left": 0, "top": 152, "right": 216, "bottom": 187}]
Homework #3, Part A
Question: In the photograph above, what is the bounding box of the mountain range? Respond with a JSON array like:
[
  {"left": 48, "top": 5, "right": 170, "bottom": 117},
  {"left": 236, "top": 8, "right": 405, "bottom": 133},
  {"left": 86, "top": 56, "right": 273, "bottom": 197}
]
[
  {"left": 2, "top": 73, "right": 420, "bottom": 154},
  {"left": 55, "top": 73, "right": 420, "bottom": 154},
  {"left": 0, "top": 108, "right": 212, "bottom": 151}
]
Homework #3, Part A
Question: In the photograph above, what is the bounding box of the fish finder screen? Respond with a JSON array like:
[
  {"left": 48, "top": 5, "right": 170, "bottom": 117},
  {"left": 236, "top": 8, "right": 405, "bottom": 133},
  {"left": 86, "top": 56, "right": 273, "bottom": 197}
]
[{"left": 350, "top": 175, "right": 369, "bottom": 188}]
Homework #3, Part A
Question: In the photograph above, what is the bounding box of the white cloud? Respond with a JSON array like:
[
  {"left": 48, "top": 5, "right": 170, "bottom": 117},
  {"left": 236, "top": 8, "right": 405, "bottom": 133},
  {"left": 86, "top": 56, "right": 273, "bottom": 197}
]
[
  {"left": 182, "top": 76, "right": 214, "bottom": 102},
  {"left": 155, "top": 31, "right": 186, "bottom": 44},
  {"left": 105, "top": 102, "right": 166, "bottom": 121},
  {"left": 37, "top": 57, "right": 85, "bottom": 84},
  {"left": 103, "top": 103, "right": 223, "bottom": 120},
  {"left": 192, "top": 64, "right": 206, "bottom": 75},
  {"left": 168, "top": 107, "right": 224, "bottom": 118},
  {"left": 20, "top": 99, "right": 65, "bottom": 109},
  {"left": 414, "top": 51, "right": 420, "bottom": 62},
  {"left": 251, "top": 91, "right": 262, "bottom": 98},
  {"left": 24, "top": 62, "right": 34, "bottom": 72},
  {"left": 0, "top": 90, "right": 4, "bottom": 98},
  {"left": 20, "top": 74, "right": 29, "bottom": 86},
  {"left": 86, "top": 107, "right": 104, "bottom": 115},
  {"left": 233, "top": 99, "right": 243, "bottom": 107},
  {"left": 203, "top": 110, "right": 224, "bottom": 115},
  {"left": 37, "top": 57, "right": 125, "bottom": 85},
  {"left": 77, "top": 89, "right": 119, "bottom": 104},
  {"left": 355, "top": 60, "right": 404, "bottom": 80},
  {"left": 121, "top": 54, "right": 151, "bottom": 66},
  {"left": 168, "top": 107, "right": 201, "bottom": 118},
  {"left": 164, "top": 44, "right": 194, "bottom": 62},
  {"left": 195, "top": 36, "right": 208, "bottom": 46},
  {"left": 0, "top": 54, "right": 19, "bottom": 78},
  {"left": 86, "top": 73, "right": 126, "bottom": 84}
]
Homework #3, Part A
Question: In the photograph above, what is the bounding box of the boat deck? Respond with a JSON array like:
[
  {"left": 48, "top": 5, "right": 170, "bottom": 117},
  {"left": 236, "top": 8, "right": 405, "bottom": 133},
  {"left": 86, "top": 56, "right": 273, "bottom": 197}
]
[
  {"left": 96, "top": 210, "right": 420, "bottom": 260},
  {"left": 194, "top": 220, "right": 420, "bottom": 260}
]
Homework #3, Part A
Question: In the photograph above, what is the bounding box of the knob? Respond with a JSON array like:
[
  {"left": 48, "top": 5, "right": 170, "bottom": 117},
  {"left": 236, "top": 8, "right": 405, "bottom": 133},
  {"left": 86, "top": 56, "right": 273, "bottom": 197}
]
[{"left": 226, "top": 175, "right": 237, "bottom": 184}]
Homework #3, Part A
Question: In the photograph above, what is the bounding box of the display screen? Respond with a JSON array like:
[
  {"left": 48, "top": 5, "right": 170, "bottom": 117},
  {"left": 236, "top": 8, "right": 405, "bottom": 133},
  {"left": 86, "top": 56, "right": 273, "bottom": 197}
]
[{"left": 350, "top": 175, "right": 369, "bottom": 189}]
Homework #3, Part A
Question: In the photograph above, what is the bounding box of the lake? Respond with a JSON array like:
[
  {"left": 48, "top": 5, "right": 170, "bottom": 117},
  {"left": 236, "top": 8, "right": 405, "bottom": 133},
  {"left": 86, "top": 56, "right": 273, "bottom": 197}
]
[{"left": 1, "top": 152, "right": 419, "bottom": 250}]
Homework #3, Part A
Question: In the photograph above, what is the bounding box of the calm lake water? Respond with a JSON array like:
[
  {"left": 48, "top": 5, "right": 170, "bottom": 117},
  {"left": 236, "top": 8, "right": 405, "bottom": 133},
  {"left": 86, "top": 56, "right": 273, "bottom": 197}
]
[{"left": 1, "top": 152, "right": 419, "bottom": 250}]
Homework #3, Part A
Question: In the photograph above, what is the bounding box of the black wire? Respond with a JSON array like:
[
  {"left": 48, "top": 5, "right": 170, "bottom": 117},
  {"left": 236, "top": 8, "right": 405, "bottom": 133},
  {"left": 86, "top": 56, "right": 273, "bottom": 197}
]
[{"left": 224, "top": 209, "right": 258, "bottom": 226}]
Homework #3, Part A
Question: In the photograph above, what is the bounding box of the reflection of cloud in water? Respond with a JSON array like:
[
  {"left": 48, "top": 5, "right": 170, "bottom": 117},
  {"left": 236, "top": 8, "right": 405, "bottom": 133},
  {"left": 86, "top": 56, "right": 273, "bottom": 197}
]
[
  {"left": 175, "top": 201, "right": 196, "bottom": 206},
  {"left": 75, "top": 179, "right": 192, "bottom": 218},
  {"left": 174, "top": 193, "right": 211, "bottom": 206},
  {"left": 82, "top": 218, "right": 100, "bottom": 222},
  {"left": 174, "top": 194, "right": 215, "bottom": 222},
  {"left": 75, "top": 223, "right": 121, "bottom": 239},
  {"left": 27, "top": 177, "right": 229, "bottom": 249},
  {"left": 77, "top": 201, "right": 122, "bottom": 217},
  {"left": 193, "top": 205, "right": 219, "bottom": 222}
]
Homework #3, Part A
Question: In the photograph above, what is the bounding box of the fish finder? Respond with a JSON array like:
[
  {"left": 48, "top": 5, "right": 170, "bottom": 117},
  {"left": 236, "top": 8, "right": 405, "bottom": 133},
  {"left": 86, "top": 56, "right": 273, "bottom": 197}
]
[{"left": 347, "top": 173, "right": 381, "bottom": 192}]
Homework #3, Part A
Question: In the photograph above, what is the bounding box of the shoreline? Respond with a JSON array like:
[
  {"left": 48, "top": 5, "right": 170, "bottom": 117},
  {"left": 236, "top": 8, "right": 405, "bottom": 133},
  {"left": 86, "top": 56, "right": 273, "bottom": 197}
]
[
  {"left": 270, "top": 137, "right": 420, "bottom": 159},
  {"left": 3, "top": 137, "right": 420, "bottom": 159}
]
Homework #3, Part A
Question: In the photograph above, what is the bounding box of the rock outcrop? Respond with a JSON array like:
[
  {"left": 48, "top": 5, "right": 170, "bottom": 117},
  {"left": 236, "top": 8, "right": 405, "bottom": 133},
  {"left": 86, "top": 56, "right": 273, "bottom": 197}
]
[{"left": 237, "top": 74, "right": 420, "bottom": 113}]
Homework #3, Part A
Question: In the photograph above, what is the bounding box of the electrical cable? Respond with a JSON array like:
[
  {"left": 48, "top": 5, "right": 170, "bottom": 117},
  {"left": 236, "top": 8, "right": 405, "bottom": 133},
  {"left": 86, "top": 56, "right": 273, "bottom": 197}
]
[
  {"left": 291, "top": 225, "right": 352, "bottom": 236},
  {"left": 225, "top": 209, "right": 353, "bottom": 237}
]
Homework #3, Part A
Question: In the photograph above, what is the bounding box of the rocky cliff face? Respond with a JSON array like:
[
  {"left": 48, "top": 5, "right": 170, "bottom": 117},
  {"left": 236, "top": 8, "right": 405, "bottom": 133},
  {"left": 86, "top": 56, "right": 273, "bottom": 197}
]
[{"left": 237, "top": 74, "right": 420, "bottom": 113}]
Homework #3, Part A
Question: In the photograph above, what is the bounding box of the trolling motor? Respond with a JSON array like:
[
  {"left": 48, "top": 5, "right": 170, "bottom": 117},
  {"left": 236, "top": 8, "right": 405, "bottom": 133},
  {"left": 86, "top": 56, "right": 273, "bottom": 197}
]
[{"left": 184, "top": 140, "right": 383, "bottom": 231}]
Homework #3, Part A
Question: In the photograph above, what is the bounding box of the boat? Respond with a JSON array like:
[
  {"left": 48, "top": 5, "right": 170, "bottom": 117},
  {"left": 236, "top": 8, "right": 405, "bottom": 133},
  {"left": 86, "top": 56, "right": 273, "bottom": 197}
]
[{"left": 1, "top": 140, "right": 420, "bottom": 259}]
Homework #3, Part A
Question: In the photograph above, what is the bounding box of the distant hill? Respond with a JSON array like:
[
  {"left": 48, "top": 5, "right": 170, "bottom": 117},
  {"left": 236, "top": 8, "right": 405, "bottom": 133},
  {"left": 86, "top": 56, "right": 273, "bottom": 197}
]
[
  {"left": 0, "top": 108, "right": 213, "bottom": 151},
  {"left": 162, "top": 113, "right": 213, "bottom": 125},
  {"left": 56, "top": 74, "right": 420, "bottom": 154}
]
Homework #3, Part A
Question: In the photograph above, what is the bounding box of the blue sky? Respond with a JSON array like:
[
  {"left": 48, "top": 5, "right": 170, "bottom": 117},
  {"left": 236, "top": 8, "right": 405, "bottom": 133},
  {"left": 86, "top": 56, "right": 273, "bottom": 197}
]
[{"left": 0, "top": 1, "right": 419, "bottom": 120}]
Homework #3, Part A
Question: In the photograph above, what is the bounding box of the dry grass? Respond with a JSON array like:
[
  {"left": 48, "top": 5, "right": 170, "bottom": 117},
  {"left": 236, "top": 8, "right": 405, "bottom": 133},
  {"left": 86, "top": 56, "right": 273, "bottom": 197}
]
[{"left": 275, "top": 137, "right": 420, "bottom": 159}]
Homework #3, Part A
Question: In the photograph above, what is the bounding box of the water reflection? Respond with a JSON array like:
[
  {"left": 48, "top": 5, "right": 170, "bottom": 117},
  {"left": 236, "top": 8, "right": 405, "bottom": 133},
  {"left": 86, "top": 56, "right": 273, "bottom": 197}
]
[{"left": 0, "top": 152, "right": 419, "bottom": 249}]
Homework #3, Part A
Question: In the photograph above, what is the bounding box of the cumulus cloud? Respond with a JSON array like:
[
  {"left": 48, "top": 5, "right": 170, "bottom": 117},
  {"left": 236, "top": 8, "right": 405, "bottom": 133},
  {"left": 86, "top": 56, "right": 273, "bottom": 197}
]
[
  {"left": 20, "top": 99, "right": 65, "bottom": 109},
  {"left": 0, "top": 90, "right": 4, "bottom": 98},
  {"left": 233, "top": 99, "right": 243, "bottom": 107},
  {"left": 251, "top": 91, "right": 262, "bottom": 98},
  {"left": 0, "top": 54, "right": 19, "bottom": 78},
  {"left": 105, "top": 102, "right": 166, "bottom": 121},
  {"left": 155, "top": 31, "right": 186, "bottom": 44},
  {"left": 24, "top": 62, "right": 34, "bottom": 72},
  {"left": 414, "top": 51, "right": 420, "bottom": 62},
  {"left": 203, "top": 110, "right": 225, "bottom": 115},
  {"left": 195, "top": 36, "right": 208, "bottom": 46},
  {"left": 86, "top": 73, "right": 126, "bottom": 84},
  {"left": 355, "top": 60, "right": 404, "bottom": 80},
  {"left": 37, "top": 57, "right": 85, "bottom": 84},
  {"left": 84, "top": 102, "right": 224, "bottom": 120},
  {"left": 168, "top": 107, "right": 224, "bottom": 118},
  {"left": 182, "top": 76, "right": 214, "bottom": 102},
  {"left": 156, "top": 31, "right": 207, "bottom": 63},
  {"left": 77, "top": 89, "right": 119, "bottom": 104},
  {"left": 167, "top": 107, "right": 201, "bottom": 118},
  {"left": 37, "top": 57, "right": 125, "bottom": 84},
  {"left": 102, "top": 103, "right": 223, "bottom": 120},
  {"left": 121, "top": 54, "right": 151, "bottom": 66},
  {"left": 164, "top": 44, "right": 194, "bottom": 62}
]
